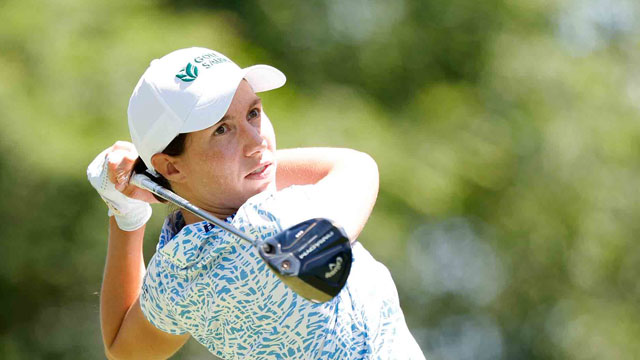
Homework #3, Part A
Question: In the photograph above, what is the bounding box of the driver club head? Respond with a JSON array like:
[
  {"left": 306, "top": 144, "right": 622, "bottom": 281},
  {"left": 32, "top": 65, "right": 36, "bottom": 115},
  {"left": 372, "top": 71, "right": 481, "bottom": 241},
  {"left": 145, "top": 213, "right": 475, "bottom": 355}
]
[{"left": 256, "top": 218, "right": 352, "bottom": 303}]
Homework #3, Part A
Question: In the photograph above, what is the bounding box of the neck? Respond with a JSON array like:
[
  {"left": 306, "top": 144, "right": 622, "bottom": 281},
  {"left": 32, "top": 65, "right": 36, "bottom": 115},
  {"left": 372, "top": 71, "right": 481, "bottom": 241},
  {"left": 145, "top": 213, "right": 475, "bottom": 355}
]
[
  {"left": 175, "top": 182, "right": 277, "bottom": 226},
  {"left": 181, "top": 206, "right": 236, "bottom": 225},
  {"left": 169, "top": 183, "right": 238, "bottom": 225}
]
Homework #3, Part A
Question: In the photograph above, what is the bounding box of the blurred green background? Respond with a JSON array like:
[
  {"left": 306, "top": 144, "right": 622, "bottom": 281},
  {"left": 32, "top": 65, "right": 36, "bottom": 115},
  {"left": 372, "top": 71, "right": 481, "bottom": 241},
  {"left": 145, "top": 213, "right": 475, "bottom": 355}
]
[{"left": 1, "top": 0, "right": 640, "bottom": 359}]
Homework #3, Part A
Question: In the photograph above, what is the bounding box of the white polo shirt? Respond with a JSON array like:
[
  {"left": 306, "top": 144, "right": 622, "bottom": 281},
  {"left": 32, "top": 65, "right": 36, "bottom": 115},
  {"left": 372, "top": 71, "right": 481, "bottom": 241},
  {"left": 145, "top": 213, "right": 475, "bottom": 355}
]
[{"left": 140, "top": 185, "right": 425, "bottom": 359}]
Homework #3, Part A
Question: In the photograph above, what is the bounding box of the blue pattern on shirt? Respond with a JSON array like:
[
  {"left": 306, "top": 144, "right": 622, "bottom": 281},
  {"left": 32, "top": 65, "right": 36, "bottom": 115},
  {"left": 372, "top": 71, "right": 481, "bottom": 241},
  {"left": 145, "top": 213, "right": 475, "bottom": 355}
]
[{"left": 139, "top": 186, "right": 425, "bottom": 359}]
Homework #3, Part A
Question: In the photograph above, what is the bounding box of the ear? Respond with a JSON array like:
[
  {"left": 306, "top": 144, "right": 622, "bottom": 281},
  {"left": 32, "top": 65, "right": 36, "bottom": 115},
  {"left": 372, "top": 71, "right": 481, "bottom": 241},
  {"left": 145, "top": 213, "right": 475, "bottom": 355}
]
[{"left": 151, "top": 153, "right": 187, "bottom": 183}]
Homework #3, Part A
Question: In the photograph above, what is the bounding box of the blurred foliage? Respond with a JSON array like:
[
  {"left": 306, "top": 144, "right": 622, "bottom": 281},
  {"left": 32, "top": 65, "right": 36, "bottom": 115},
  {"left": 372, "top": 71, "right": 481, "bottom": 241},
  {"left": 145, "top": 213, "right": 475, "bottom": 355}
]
[{"left": 1, "top": 0, "right": 640, "bottom": 359}]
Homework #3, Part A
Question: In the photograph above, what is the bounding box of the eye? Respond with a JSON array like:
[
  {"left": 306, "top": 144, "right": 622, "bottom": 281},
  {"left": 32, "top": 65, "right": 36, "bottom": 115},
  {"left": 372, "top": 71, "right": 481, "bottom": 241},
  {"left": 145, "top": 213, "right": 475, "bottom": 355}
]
[
  {"left": 248, "top": 108, "right": 260, "bottom": 120},
  {"left": 214, "top": 123, "right": 229, "bottom": 136}
]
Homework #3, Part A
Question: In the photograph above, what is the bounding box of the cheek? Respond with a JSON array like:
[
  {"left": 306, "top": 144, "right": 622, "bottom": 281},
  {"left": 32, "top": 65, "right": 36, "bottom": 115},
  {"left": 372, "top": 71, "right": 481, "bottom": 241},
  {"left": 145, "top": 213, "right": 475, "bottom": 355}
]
[
  {"left": 185, "top": 144, "right": 231, "bottom": 185},
  {"left": 201, "top": 151, "right": 235, "bottom": 181},
  {"left": 191, "top": 156, "right": 237, "bottom": 200}
]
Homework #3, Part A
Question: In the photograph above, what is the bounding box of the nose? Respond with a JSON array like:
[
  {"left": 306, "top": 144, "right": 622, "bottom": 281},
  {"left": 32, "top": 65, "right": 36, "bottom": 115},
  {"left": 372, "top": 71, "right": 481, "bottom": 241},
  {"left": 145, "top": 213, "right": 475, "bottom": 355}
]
[{"left": 241, "top": 119, "right": 267, "bottom": 158}]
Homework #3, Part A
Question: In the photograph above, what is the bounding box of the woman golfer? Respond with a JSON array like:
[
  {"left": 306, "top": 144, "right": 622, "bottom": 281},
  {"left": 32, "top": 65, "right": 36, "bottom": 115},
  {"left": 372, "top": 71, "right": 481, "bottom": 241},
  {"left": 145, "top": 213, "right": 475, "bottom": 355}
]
[{"left": 88, "top": 47, "right": 424, "bottom": 359}]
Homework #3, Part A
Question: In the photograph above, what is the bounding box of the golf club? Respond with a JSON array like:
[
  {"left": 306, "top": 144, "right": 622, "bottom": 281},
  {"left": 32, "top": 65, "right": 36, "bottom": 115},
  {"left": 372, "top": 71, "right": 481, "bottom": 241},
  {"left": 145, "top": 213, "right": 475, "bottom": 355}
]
[{"left": 130, "top": 172, "right": 352, "bottom": 303}]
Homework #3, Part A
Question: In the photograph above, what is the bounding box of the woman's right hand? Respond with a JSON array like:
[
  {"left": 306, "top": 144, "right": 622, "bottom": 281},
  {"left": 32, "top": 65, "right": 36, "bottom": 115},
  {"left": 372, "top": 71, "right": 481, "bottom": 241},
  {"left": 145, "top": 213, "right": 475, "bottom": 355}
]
[{"left": 87, "top": 141, "right": 156, "bottom": 231}]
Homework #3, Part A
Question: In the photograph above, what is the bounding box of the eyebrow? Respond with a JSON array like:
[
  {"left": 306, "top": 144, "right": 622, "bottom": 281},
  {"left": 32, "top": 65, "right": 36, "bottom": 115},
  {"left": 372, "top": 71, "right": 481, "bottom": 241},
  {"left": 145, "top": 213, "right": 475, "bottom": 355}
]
[{"left": 218, "top": 96, "right": 262, "bottom": 123}]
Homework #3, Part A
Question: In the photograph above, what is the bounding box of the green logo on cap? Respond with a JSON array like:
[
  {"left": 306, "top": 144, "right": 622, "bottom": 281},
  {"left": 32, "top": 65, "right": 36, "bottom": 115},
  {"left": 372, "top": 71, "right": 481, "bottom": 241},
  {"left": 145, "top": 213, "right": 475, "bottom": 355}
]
[{"left": 176, "top": 63, "right": 199, "bottom": 82}]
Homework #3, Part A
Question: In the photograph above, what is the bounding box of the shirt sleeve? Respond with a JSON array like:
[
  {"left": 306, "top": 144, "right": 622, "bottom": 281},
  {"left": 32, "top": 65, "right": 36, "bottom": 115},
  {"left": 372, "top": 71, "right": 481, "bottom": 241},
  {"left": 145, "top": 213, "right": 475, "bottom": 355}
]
[{"left": 139, "top": 256, "right": 189, "bottom": 335}]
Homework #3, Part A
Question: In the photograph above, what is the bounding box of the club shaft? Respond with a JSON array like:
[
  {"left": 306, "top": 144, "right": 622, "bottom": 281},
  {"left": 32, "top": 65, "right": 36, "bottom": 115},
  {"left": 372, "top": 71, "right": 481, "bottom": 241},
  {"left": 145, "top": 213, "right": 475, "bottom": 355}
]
[{"left": 130, "top": 173, "right": 255, "bottom": 245}]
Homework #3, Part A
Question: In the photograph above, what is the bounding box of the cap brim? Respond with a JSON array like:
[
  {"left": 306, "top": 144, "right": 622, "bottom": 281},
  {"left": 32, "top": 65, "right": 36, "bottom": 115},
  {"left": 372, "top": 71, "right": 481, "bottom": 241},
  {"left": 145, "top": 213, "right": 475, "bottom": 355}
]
[{"left": 242, "top": 65, "right": 286, "bottom": 93}]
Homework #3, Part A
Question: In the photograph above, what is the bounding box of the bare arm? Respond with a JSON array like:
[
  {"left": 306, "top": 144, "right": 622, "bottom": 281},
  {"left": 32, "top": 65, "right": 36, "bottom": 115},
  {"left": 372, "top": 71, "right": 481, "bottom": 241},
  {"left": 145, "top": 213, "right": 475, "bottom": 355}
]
[
  {"left": 102, "top": 219, "right": 189, "bottom": 360},
  {"left": 99, "top": 142, "right": 189, "bottom": 360},
  {"left": 276, "top": 149, "right": 333, "bottom": 188},
  {"left": 276, "top": 148, "right": 379, "bottom": 241}
]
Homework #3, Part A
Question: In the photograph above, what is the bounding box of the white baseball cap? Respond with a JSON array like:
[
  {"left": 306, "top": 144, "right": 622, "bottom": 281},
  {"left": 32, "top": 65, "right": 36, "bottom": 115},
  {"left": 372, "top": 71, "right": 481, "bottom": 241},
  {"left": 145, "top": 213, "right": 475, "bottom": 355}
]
[{"left": 128, "top": 47, "right": 286, "bottom": 175}]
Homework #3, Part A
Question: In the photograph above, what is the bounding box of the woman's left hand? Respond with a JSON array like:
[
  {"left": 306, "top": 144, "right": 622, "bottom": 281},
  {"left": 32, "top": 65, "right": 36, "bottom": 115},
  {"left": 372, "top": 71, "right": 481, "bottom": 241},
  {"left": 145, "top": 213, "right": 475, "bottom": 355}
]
[{"left": 87, "top": 141, "right": 156, "bottom": 231}]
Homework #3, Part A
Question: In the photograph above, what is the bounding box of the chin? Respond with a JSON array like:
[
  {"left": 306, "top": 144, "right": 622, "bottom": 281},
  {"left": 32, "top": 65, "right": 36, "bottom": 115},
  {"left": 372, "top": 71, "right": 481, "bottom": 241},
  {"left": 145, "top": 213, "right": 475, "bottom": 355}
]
[
  {"left": 242, "top": 179, "right": 274, "bottom": 202},
  {"left": 255, "top": 178, "right": 275, "bottom": 194}
]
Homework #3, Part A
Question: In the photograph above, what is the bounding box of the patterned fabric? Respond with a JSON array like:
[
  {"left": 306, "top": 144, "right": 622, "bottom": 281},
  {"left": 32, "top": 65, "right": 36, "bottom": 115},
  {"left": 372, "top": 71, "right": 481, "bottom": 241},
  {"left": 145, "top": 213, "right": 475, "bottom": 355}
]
[{"left": 140, "top": 185, "right": 425, "bottom": 359}]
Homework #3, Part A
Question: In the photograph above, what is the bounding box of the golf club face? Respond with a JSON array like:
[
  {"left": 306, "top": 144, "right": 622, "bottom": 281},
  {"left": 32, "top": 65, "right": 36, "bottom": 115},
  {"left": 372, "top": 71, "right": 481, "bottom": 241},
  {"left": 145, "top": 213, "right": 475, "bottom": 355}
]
[{"left": 257, "top": 218, "right": 353, "bottom": 303}]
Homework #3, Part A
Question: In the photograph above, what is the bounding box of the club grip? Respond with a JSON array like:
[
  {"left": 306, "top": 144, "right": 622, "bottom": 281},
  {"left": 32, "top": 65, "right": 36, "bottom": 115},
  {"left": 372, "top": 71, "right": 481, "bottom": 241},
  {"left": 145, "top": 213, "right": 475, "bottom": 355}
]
[{"left": 130, "top": 173, "right": 160, "bottom": 193}]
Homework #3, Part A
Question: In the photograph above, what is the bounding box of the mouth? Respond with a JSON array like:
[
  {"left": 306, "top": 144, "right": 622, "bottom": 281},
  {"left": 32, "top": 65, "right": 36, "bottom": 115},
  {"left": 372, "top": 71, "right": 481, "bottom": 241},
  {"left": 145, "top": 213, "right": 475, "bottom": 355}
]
[{"left": 245, "top": 162, "right": 273, "bottom": 180}]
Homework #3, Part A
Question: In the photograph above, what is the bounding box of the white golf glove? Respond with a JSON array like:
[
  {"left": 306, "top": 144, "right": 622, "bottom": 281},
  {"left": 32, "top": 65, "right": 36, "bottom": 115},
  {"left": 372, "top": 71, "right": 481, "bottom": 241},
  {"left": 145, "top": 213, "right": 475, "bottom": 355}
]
[{"left": 87, "top": 147, "right": 152, "bottom": 231}]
